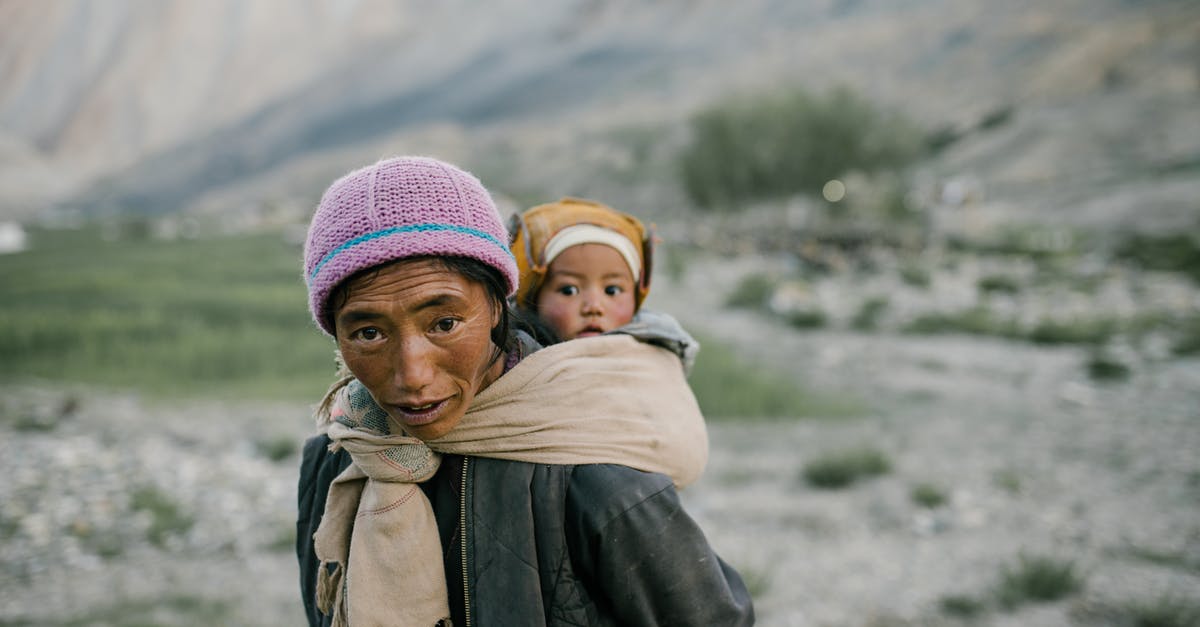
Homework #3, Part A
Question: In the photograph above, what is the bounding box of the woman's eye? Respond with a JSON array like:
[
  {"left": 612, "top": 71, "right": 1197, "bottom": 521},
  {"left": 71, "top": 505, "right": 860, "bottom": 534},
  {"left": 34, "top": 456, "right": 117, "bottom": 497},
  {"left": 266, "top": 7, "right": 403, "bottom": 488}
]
[
  {"left": 354, "top": 327, "right": 382, "bottom": 341},
  {"left": 434, "top": 318, "right": 458, "bottom": 333},
  {"left": 557, "top": 285, "right": 579, "bottom": 296},
  {"left": 604, "top": 285, "right": 624, "bottom": 296}
]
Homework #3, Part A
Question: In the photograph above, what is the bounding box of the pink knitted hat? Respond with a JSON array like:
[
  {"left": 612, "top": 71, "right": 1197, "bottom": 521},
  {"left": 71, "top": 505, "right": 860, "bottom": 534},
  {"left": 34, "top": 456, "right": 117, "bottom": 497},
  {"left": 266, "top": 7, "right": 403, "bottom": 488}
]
[{"left": 303, "top": 156, "right": 518, "bottom": 335}]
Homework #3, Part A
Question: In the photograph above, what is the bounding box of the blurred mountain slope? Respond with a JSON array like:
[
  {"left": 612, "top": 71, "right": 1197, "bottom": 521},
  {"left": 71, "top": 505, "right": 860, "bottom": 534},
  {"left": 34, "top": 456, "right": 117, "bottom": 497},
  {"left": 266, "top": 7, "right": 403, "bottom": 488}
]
[{"left": 0, "top": 0, "right": 1196, "bottom": 226}]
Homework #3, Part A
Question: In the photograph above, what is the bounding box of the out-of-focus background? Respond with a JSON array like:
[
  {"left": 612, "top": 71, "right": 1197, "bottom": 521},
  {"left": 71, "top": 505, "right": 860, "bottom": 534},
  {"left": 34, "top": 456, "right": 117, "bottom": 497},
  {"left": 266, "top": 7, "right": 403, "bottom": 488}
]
[{"left": 2, "top": 1, "right": 1199, "bottom": 625}]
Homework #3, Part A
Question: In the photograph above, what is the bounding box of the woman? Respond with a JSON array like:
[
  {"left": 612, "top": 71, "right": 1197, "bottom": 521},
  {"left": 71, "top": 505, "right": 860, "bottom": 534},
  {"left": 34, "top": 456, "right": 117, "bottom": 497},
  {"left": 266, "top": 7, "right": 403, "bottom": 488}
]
[{"left": 296, "top": 156, "right": 754, "bottom": 626}]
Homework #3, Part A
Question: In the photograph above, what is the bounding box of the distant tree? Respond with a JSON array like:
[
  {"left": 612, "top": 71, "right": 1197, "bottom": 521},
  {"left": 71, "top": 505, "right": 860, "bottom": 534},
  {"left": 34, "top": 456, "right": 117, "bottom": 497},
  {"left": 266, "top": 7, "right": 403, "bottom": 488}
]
[{"left": 678, "top": 86, "right": 925, "bottom": 210}]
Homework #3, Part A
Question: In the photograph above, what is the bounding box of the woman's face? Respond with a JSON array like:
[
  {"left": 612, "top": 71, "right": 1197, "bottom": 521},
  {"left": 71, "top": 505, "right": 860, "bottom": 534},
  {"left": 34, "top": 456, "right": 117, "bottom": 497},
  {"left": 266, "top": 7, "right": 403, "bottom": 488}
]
[{"left": 333, "top": 258, "right": 504, "bottom": 440}]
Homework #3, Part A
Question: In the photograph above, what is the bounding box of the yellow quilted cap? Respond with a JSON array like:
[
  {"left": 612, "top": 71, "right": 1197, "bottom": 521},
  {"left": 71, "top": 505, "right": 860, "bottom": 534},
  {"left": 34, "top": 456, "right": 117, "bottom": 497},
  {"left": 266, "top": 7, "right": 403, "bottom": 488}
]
[{"left": 509, "top": 197, "right": 652, "bottom": 310}]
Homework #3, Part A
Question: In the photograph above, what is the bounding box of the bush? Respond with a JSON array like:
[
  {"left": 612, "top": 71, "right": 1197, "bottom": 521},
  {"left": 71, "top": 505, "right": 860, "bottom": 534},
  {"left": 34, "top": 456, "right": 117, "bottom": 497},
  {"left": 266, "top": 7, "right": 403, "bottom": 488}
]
[
  {"left": 977, "top": 274, "right": 1022, "bottom": 295},
  {"left": 903, "top": 308, "right": 1020, "bottom": 339},
  {"left": 1027, "top": 318, "right": 1117, "bottom": 346},
  {"left": 802, "top": 447, "right": 892, "bottom": 489},
  {"left": 688, "top": 335, "right": 865, "bottom": 420},
  {"left": 724, "top": 273, "right": 776, "bottom": 310},
  {"left": 1115, "top": 231, "right": 1200, "bottom": 284},
  {"left": 852, "top": 297, "right": 889, "bottom": 331},
  {"left": 786, "top": 309, "right": 827, "bottom": 329},
  {"left": 995, "top": 555, "right": 1084, "bottom": 609},
  {"left": 939, "top": 594, "right": 985, "bottom": 618},
  {"left": 911, "top": 483, "right": 947, "bottom": 508},
  {"left": 679, "top": 86, "right": 925, "bottom": 210},
  {"left": 1087, "top": 354, "right": 1131, "bottom": 382},
  {"left": 131, "top": 486, "right": 194, "bottom": 548}
]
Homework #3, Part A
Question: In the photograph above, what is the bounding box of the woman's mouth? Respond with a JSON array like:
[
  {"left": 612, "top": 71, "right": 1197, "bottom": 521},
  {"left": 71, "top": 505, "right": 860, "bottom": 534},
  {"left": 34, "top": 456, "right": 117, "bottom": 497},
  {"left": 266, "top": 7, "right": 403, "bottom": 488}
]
[{"left": 388, "top": 399, "right": 449, "bottom": 426}]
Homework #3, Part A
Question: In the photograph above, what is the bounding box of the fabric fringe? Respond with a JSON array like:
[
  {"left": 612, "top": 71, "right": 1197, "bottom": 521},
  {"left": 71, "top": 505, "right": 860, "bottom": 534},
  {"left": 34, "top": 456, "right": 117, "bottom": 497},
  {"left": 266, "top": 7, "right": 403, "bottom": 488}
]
[
  {"left": 316, "top": 559, "right": 346, "bottom": 626},
  {"left": 315, "top": 350, "right": 354, "bottom": 429}
]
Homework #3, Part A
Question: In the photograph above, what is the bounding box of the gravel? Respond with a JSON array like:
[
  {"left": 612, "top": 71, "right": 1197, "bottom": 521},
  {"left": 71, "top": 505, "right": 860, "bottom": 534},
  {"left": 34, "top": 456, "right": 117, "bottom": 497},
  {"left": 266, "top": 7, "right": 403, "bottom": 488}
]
[{"left": 2, "top": 255, "right": 1198, "bottom": 625}]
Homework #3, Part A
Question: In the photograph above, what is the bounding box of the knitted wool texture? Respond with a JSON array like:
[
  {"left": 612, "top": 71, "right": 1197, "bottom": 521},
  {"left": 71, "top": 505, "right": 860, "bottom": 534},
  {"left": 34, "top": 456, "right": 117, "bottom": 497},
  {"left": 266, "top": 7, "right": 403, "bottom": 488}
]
[
  {"left": 510, "top": 197, "right": 651, "bottom": 310},
  {"left": 304, "top": 156, "right": 519, "bottom": 334}
]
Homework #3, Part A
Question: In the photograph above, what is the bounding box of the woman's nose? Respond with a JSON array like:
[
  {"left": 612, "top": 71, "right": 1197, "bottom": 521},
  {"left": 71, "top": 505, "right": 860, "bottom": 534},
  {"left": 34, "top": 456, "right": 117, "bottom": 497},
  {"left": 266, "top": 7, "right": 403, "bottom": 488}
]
[{"left": 393, "top": 337, "right": 436, "bottom": 392}]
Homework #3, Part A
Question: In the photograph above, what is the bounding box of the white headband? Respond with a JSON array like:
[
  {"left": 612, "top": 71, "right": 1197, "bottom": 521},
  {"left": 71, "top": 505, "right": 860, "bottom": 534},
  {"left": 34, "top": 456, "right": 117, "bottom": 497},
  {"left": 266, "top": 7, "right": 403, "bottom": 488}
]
[{"left": 542, "top": 224, "right": 641, "bottom": 281}]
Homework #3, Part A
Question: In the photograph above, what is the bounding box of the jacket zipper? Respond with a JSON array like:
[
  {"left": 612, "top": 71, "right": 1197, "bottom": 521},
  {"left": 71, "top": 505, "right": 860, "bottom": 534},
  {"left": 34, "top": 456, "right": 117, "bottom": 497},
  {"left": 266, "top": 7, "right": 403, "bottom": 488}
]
[{"left": 460, "top": 456, "right": 471, "bottom": 627}]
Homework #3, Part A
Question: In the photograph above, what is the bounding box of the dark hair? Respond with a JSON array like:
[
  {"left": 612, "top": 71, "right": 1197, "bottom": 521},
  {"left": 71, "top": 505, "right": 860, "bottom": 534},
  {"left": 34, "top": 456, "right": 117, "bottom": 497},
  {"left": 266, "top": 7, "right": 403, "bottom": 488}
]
[{"left": 326, "top": 255, "right": 524, "bottom": 357}]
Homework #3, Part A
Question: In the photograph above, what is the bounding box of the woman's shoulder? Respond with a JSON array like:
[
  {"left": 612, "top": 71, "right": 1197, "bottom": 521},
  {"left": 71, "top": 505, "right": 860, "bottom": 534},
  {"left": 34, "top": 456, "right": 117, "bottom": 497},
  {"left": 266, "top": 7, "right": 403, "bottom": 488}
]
[{"left": 564, "top": 464, "right": 677, "bottom": 528}]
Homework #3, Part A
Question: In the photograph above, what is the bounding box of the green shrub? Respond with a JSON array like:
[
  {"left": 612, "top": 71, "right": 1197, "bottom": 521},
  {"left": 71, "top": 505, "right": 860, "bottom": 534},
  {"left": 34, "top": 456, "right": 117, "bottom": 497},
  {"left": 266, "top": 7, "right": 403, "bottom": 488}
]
[
  {"left": 1027, "top": 318, "right": 1117, "bottom": 346},
  {"left": 993, "top": 469, "right": 1022, "bottom": 494},
  {"left": 911, "top": 483, "right": 947, "bottom": 508},
  {"left": 852, "top": 297, "right": 889, "bottom": 331},
  {"left": 256, "top": 435, "right": 299, "bottom": 462},
  {"left": 724, "top": 273, "right": 776, "bottom": 310},
  {"left": 1173, "top": 315, "right": 1200, "bottom": 356},
  {"left": 802, "top": 447, "right": 892, "bottom": 489},
  {"left": 688, "top": 335, "right": 864, "bottom": 420},
  {"left": 902, "top": 308, "right": 1019, "bottom": 339},
  {"left": 939, "top": 594, "right": 985, "bottom": 618},
  {"left": 1115, "top": 231, "right": 1200, "bottom": 284},
  {"left": 898, "top": 263, "right": 931, "bottom": 288},
  {"left": 1087, "top": 354, "right": 1131, "bottom": 382},
  {"left": 1116, "top": 594, "right": 1200, "bottom": 627},
  {"left": 994, "top": 555, "right": 1084, "bottom": 609},
  {"left": 131, "top": 486, "right": 193, "bottom": 547},
  {"left": 786, "top": 309, "right": 827, "bottom": 329},
  {"left": 977, "top": 274, "right": 1022, "bottom": 295},
  {"left": 679, "top": 86, "right": 925, "bottom": 210}
]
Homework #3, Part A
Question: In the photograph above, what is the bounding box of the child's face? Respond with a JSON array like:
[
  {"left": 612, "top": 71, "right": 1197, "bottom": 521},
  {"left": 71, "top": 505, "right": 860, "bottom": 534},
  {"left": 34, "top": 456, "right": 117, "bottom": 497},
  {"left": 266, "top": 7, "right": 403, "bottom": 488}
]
[{"left": 536, "top": 243, "right": 637, "bottom": 340}]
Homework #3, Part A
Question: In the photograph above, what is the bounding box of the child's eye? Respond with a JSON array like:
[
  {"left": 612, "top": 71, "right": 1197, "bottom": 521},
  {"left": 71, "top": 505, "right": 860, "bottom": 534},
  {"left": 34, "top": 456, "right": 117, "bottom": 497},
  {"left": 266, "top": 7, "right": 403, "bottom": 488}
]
[
  {"left": 433, "top": 317, "right": 458, "bottom": 333},
  {"left": 557, "top": 285, "right": 579, "bottom": 296},
  {"left": 604, "top": 285, "right": 624, "bottom": 296}
]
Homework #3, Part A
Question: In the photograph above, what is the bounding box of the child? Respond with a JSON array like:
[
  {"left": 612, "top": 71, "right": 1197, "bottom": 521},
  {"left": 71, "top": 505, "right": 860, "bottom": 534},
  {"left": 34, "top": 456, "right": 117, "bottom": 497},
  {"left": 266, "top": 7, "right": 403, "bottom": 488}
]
[{"left": 509, "top": 197, "right": 698, "bottom": 370}]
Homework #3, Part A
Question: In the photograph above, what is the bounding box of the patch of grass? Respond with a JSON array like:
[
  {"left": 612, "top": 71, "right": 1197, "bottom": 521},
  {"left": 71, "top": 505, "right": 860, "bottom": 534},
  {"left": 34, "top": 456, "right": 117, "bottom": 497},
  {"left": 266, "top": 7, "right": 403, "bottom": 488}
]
[
  {"left": 1120, "top": 545, "right": 1200, "bottom": 575},
  {"left": 898, "top": 263, "right": 931, "bottom": 288},
  {"left": 1115, "top": 230, "right": 1200, "bottom": 284},
  {"left": 994, "top": 555, "right": 1084, "bottom": 609},
  {"left": 903, "top": 308, "right": 1020, "bottom": 339},
  {"left": 0, "top": 226, "right": 337, "bottom": 400},
  {"left": 1115, "top": 594, "right": 1200, "bottom": 627},
  {"left": 735, "top": 564, "right": 774, "bottom": 599},
  {"left": 1027, "top": 317, "right": 1117, "bottom": 346},
  {"left": 689, "top": 335, "right": 865, "bottom": 420},
  {"left": 1173, "top": 315, "right": 1200, "bottom": 356},
  {"left": 1087, "top": 353, "right": 1132, "bottom": 382},
  {"left": 802, "top": 447, "right": 891, "bottom": 489},
  {"left": 993, "top": 469, "right": 1022, "bottom": 494},
  {"left": 30, "top": 595, "right": 231, "bottom": 626},
  {"left": 267, "top": 524, "right": 297, "bottom": 553},
  {"left": 911, "top": 483, "right": 948, "bottom": 508},
  {"left": 852, "top": 297, "right": 889, "bottom": 331},
  {"left": 724, "top": 273, "right": 775, "bottom": 310},
  {"left": 256, "top": 434, "right": 299, "bottom": 463},
  {"left": 1075, "top": 593, "right": 1200, "bottom": 627},
  {"left": 977, "top": 274, "right": 1022, "bottom": 295},
  {"left": 130, "top": 486, "right": 193, "bottom": 548},
  {"left": 939, "top": 594, "right": 986, "bottom": 618},
  {"left": 786, "top": 309, "right": 827, "bottom": 329}
]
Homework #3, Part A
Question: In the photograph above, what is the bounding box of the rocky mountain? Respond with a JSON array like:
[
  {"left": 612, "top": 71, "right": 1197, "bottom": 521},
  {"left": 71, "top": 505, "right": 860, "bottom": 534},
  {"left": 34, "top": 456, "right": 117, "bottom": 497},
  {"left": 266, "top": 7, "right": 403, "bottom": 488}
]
[{"left": 0, "top": 0, "right": 1196, "bottom": 231}]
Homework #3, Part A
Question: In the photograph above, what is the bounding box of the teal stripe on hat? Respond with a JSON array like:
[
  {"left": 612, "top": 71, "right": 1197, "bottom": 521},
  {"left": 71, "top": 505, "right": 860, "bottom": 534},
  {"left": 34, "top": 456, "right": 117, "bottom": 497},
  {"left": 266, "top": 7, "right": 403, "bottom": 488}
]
[{"left": 308, "top": 223, "right": 516, "bottom": 283}]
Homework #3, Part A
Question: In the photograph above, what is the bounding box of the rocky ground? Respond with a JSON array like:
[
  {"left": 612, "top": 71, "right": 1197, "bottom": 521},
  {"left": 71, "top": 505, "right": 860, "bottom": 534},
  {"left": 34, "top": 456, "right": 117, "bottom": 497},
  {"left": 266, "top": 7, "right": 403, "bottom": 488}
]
[{"left": 2, "top": 253, "right": 1199, "bottom": 627}]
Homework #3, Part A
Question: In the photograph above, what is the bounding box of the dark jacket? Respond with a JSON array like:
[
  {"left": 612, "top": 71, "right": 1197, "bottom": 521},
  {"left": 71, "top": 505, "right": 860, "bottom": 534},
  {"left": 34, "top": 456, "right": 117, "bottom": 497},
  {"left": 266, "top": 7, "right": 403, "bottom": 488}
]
[{"left": 297, "top": 434, "right": 755, "bottom": 626}]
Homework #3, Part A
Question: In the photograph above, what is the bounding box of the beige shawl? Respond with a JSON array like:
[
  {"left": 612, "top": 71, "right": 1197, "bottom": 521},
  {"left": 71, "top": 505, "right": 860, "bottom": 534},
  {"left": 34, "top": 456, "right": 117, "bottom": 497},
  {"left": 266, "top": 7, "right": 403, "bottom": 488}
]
[{"left": 313, "top": 335, "right": 708, "bottom": 626}]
